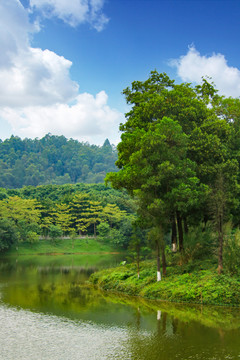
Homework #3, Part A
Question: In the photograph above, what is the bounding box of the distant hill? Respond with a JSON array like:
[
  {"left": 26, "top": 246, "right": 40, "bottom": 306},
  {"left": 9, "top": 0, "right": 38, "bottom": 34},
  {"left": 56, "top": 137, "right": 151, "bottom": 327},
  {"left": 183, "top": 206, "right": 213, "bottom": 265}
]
[{"left": 0, "top": 134, "right": 118, "bottom": 188}]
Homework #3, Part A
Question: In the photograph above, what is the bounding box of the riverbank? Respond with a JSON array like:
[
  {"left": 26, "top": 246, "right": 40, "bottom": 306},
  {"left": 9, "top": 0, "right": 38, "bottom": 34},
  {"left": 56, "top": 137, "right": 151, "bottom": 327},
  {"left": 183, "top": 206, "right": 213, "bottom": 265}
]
[
  {"left": 4, "top": 237, "right": 118, "bottom": 256},
  {"left": 89, "top": 260, "right": 240, "bottom": 307}
]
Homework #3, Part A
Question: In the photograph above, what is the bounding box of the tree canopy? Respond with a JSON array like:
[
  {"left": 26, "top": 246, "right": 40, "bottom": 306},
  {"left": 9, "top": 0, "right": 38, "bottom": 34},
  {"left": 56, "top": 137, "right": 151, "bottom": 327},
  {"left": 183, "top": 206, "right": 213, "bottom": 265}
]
[
  {"left": 106, "top": 71, "right": 240, "bottom": 275},
  {"left": 0, "top": 134, "right": 117, "bottom": 188}
]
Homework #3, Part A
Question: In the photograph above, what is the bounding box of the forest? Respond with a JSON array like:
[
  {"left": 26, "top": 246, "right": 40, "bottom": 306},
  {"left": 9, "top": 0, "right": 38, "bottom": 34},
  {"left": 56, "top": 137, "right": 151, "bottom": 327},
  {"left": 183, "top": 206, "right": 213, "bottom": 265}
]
[
  {"left": 0, "top": 135, "right": 117, "bottom": 188},
  {"left": 0, "top": 183, "right": 136, "bottom": 251}
]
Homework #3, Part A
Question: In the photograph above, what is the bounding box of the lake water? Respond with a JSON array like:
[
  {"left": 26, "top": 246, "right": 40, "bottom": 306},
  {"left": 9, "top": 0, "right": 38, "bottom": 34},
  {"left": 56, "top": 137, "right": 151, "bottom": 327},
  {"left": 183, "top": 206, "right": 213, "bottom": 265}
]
[{"left": 0, "top": 254, "right": 240, "bottom": 360}]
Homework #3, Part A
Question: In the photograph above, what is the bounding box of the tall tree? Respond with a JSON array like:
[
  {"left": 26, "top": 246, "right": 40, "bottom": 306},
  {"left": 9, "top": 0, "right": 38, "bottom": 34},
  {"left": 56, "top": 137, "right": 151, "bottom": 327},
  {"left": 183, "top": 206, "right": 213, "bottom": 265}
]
[{"left": 106, "top": 71, "right": 239, "bottom": 275}]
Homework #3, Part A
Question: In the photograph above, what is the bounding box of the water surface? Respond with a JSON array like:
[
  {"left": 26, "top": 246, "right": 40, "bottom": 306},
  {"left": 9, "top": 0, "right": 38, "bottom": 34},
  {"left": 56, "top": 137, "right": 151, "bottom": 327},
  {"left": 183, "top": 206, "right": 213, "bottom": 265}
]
[{"left": 0, "top": 255, "right": 240, "bottom": 360}]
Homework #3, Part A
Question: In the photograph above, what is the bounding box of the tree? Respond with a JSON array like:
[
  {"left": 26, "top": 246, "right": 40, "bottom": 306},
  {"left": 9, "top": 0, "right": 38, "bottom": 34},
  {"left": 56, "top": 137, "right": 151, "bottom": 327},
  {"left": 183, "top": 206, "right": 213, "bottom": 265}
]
[
  {"left": 102, "top": 203, "right": 126, "bottom": 227},
  {"left": 128, "top": 225, "right": 149, "bottom": 279},
  {"left": 107, "top": 117, "right": 206, "bottom": 274},
  {"left": 85, "top": 201, "right": 103, "bottom": 237},
  {"left": 208, "top": 161, "right": 239, "bottom": 274},
  {"left": 106, "top": 71, "right": 239, "bottom": 275},
  {"left": 97, "top": 222, "right": 110, "bottom": 239},
  {"left": 49, "top": 224, "right": 63, "bottom": 242},
  {"left": 0, "top": 196, "right": 41, "bottom": 224},
  {"left": 52, "top": 203, "right": 73, "bottom": 236},
  {"left": 0, "top": 218, "right": 19, "bottom": 251},
  {"left": 69, "top": 193, "right": 91, "bottom": 235},
  {"left": 0, "top": 196, "right": 41, "bottom": 243}
]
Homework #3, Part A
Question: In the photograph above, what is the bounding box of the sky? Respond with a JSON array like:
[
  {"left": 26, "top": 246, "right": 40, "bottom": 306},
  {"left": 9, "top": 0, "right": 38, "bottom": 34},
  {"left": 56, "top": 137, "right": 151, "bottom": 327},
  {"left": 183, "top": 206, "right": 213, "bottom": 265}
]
[{"left": 1, "top": 0, "right": 240, "bottom": 145}]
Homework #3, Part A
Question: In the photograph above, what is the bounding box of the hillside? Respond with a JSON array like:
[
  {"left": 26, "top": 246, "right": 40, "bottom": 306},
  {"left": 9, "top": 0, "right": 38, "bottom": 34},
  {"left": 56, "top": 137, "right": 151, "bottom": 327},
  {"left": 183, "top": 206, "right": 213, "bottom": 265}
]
[{"left": 0, "top": 134, "right": 117, "bottom": 188}]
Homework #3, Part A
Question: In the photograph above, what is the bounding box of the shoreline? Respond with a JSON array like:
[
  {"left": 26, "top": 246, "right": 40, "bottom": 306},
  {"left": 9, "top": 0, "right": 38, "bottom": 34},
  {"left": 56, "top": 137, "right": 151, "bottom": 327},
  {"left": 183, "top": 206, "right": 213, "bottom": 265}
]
[
  {"left": 3, "top": 251, "right": 120, "bottom": 256},
  {"left": 2, "top": 237, "right": 119, "bottom": 257},
  {"left": 89, "top": 260, "right": 240, "bottom": 307}
]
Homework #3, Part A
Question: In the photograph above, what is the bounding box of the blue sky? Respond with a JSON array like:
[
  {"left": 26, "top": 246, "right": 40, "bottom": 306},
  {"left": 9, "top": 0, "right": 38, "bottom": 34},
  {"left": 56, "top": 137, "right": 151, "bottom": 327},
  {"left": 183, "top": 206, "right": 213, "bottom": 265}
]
[{"left": 1, "top": 0, "right": 240, "bottom": 145}]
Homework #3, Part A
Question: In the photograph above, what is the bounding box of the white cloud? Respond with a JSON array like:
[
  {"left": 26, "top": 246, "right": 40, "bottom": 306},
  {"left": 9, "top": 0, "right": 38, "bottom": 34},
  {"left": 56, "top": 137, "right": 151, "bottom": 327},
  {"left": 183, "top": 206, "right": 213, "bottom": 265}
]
[
  {"left": 0, "top": 1, "right": 78, "bottom": 108},
  {"left": 0, "top": 0, "right": 120, "bottom": 145},
  {"left": 29, "top": 0, "right": 109, "bottom": 31},
  {"left": 0, "top": 91, "right": 123, "bottom": 145},
  {"left": 171, "top": 46, "right": 240, "bottom": 97},
  {"left": 0, "top": 0, "right": 32, "bottom": 68},
  {"left": 0, "top": 47, "right": 79, "bottom": 107}
]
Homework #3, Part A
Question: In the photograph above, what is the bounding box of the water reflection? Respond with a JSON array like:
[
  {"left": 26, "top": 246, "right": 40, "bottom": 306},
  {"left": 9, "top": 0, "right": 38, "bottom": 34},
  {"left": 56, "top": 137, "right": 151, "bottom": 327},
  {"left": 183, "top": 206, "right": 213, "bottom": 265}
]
[{"left": 0, "top": 255, "right": 240, "bottom": 359}]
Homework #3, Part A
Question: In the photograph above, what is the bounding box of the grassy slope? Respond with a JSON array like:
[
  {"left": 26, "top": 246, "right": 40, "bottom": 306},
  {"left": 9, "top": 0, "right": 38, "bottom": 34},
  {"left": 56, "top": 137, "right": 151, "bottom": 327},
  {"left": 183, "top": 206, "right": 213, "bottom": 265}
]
[
  {"left": 5, "top": 237, "right": 117, "bottom": 256},
  {"left": 89, "top": 260, "right": 240, "bottom": 307}
]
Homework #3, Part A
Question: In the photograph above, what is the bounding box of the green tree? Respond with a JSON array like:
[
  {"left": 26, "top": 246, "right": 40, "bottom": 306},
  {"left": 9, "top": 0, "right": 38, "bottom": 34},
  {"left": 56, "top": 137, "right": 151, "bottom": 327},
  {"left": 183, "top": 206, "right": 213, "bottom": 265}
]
[
  {"left": 52, "top": 203, "right": 73, "bottom": 236},
  {"left": 0, "top": 218, "right": 19, "bottom": 251},
  {"left": 128, "top": 225, "right": 149, "bottom": 279},
  {"left": 69, "top": 193, "right": 91, "bottom": 235},
  {"left": 85, "top": 201, "right": 103, "bottom": 237},
  {"left": 107, "top": 117, "right": 206, "bottom": 273},
  {"left": 49, "top": 224, "right": 63, "bottom": 242},
  {"left": 97, "top": 222, "right": 110, "bottom": 239},
  {"left": 0, "top": 196, "right": 41, "bottom": 243},
  {"left": 102, "top": 203, "right": 126, "bottom": 227},
  {"left": 106, "top": 71, "right": 239, "bottom": 276}
]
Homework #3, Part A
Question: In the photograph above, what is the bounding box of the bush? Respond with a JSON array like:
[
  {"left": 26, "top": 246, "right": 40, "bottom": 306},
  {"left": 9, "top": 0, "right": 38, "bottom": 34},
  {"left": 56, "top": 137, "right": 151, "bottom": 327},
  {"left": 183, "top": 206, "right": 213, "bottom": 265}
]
[
  {"left": 178, "top": 225, "right": 215, "bottom": 265},
  {"left": 49, "top": 225, "right": 63, "bottom": 241},
  {"left": 25, "top": 231, "right": 39, "bottom": 244},
  {"left": 224, "top": 228, "right": 240, "bottom": 275},
  {"left": 97, "top": 222, "right": 110, "bottom": 239}
]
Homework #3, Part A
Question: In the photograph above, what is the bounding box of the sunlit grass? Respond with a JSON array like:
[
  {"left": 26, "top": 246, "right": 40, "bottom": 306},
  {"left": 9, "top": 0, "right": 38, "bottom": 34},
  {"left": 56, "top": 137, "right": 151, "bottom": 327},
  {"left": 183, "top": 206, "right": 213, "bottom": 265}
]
[{"left": 5, "top": 237, "right": 118, "bottom": 256}]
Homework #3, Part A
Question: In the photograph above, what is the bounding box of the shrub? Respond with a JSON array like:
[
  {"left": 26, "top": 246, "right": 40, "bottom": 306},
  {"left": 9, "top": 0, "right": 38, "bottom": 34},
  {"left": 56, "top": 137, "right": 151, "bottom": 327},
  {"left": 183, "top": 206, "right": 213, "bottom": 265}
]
[
  {"left": 224, "top": 228, "right": 240, "bottom": 275},
  {"left": 178, "top": 225, "right": 215, "bottom": 264},
  {"left": 49, "top": 225, "right": 63, "bottom": 241}
]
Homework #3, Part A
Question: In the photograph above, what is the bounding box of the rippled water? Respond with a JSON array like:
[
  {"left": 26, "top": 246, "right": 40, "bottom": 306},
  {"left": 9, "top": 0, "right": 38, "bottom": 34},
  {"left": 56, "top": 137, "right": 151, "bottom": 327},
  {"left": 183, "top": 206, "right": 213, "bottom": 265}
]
[
  {"left": 0, "top": 305, "right": 132, "bottom": 360},
  {"left": 0, "top": 255, "right": 240, "bottom": 360}
]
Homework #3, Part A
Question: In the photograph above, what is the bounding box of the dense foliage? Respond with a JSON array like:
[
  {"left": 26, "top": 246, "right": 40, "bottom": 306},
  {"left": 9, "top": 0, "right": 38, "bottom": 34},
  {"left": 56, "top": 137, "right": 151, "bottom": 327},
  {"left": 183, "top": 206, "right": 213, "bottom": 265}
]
[
  {"left": 106, "top": 72, "right": 240, "bottom": 275},
  {"left": 0, "top": 183, "right": 136, "bottom": 251},
  {"left": 0, "top": 134, "right": 117, "bottom": 188}
]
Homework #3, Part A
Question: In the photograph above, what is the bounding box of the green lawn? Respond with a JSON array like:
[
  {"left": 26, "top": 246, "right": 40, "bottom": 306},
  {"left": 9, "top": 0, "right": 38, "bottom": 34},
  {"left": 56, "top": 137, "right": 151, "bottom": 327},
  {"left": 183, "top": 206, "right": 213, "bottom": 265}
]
[{"left": 5, "top": 237, "right": 118, "bottom": 256}]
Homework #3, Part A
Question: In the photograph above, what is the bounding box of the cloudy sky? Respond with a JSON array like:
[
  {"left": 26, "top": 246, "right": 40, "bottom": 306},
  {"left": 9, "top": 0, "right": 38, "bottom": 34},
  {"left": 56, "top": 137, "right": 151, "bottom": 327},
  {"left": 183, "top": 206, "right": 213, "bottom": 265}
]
[{"left": 1, "top": 0, "right": 240, "bottom": 145}]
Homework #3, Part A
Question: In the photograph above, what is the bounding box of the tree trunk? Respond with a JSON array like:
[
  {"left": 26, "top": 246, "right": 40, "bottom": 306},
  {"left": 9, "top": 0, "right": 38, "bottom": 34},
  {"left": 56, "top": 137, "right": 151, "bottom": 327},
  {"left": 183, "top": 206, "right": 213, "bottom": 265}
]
[
  {"left": 156, "top": 241, "right": 161, "bottom": 281},
  {"left": 162, "top": 312, "right": 167, "bottom": 333},
  {"left": 171, "top": 216, "right": 177, "bottom": 252},
  {"left": 176, "top": 211, "right": 184, "bottom": 252},
  {"left": 218, "top": 214, "right": 223, "bottom": 274},
  {"left": 161, "top": 245, "right": 167, "bottom": 276},
  {"left": 137, "top": 245, "right": 140, "bottom": 279},
  {"left": 183, "top": 217, "right": 188, "bottom": 234}
]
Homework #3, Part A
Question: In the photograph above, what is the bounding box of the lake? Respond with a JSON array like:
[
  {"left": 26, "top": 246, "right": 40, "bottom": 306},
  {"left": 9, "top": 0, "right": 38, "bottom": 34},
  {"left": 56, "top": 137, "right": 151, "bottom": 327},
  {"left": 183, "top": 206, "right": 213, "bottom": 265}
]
[{"left": 0, "top": 254, "right": 240, "bottom": 360}]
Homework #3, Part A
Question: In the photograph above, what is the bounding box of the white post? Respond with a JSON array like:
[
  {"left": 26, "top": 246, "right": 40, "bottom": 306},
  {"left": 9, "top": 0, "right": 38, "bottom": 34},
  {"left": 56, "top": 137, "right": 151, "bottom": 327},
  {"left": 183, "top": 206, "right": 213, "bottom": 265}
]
[
  {"left": 157, "top": 271, "right": 161, "bottom": 282},
  {"left": 172, "top": 243, "right": 177, "bottom": 252}
]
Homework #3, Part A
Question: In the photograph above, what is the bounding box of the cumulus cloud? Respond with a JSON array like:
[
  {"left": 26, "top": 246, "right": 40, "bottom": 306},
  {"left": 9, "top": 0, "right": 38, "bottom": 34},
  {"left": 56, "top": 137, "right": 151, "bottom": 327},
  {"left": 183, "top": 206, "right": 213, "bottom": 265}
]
[
  {"left": 0, "top": 0, "right": 78, "bottom": 108},
  {"left": 171, "top": 46, "right": 240, "bottom": 97},
  {"left": 29, "top": 0, "right": 109, "bottom": 31},
  {"left": 0, "top": 0, "right": 33, "bottom": 68},
  {"left": 0, "top": 0, "right": 120, "bottom": 145},
  {"left": 0, "top": 91, "right": 123, "bottom": 144},
  {"left": 0, "top": 47, "right": 79, "bottom": 107}
]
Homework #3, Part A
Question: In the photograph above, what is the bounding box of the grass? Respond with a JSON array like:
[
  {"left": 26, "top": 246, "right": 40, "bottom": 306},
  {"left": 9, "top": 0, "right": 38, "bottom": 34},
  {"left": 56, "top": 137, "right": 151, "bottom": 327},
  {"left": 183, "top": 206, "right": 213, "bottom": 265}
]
[
  {"left": 89, "top": 259, "right": 240, "bottom": 307},
  {"left": 4, "top": 237, "right": 118, "bottom": 256}
]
